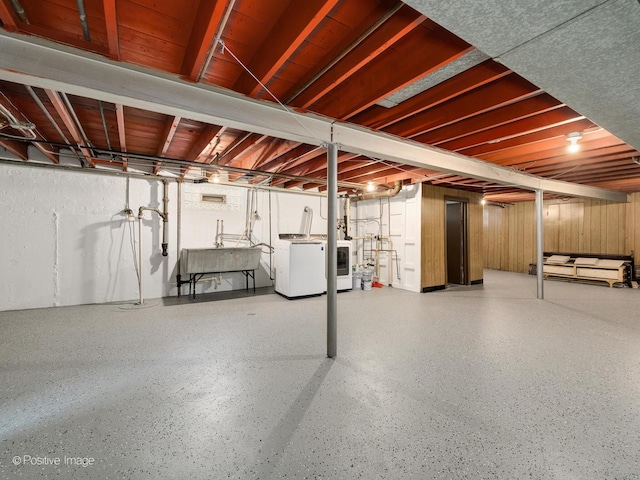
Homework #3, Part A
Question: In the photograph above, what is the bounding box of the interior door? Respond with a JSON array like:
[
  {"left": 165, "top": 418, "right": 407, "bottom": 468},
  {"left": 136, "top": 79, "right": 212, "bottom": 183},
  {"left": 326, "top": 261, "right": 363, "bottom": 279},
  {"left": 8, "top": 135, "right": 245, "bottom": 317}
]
[{"left": 446, "top": 201, "right": 467, "bottom": 285}]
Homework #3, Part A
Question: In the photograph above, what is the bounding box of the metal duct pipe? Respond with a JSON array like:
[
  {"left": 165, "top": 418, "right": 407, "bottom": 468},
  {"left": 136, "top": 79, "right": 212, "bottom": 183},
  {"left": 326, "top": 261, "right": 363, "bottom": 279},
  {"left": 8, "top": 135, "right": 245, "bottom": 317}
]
[
  {"left": 286, "top": 3, "right": 403, "bottom": 104},
  {"left": 161, "top": 180, "right": 169, "bottom": 256},
  {"left": 351, "top": 180, "right": 402, "bottom": 202},
  {"left": 138, "top": 191, "right": 169, "bottom": 256},
  {"left": 76, "top": 0, "right": 91, "bottom": 41},
  {"left": 8, "top": 0, "right": 29, "bottom": 24},
  {"left": 343, "top": 196, "right": 351, "bottom": 239},
  {"left": 0, "top": 103, "right": 36, "bottom": 138}
]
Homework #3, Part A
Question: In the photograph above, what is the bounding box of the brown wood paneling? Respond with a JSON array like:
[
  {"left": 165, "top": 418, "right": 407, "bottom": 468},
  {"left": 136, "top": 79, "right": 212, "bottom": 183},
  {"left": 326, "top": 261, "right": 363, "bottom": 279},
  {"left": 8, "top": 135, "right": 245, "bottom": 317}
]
[
  {"left": 421, "top": 185, "right": 482, "bottom": 289},
  {"left": 484, "top": 196, "right": 637, "bottom": 274}
]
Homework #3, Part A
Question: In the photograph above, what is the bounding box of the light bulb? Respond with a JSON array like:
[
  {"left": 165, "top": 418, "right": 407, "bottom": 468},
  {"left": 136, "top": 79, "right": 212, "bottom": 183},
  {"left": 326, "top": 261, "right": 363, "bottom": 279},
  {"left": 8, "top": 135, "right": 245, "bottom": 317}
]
[
  {"left": 367, "top": 181, "right": 375, "bottom": 192},
  {"left": 566, "top": 132, "right": 582, "bottom": 153}
]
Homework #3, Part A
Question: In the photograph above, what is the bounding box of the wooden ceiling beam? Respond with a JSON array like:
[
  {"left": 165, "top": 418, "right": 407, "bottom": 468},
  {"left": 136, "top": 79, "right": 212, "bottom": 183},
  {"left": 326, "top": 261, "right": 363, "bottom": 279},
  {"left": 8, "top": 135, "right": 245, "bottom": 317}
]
[
  {"left": 0, "top": 0, "right": 19, "bottom": 30},
  {"left": 44, "top": 89, "right": 94, "bottom": 167},
  {"left": 432, "top": 107, "right": 585, "bottom": 151},
  {"left": 257, "top": 144, "right": 322, "bottom": 173},
  {"left": 0, "top": 138, "right": 28, "bottom": 159},
  {"left": 233, "top": 138, "right": 301, "bottom": 171},
  {"left": 526, "top": 156, "right": 639, "bottom": 178},
  {"left": 181, "top": 0, "right": 228, "bottom": 81},
  {"left": 0, "top": 89, "right": 59, "bottom": 163},
  {"left": 310, "top": 24, "right": 472, "bottom": 120},
  {"left": 354, "top": 60, "right": 510, "bottom": 130},
  {"left": 102, "top": 0, "right": 119, "bottom": 59},
  {"left": 385, "top": 76, "right": 543, "bottom": 138},
  {"left": 412, "top": 94, "right": 563, "bottom": 146},
  {"left": 4, "top": 33, "right": 626, "bottom": 201},
  {"left": 219, "top": 133, "right": 268, "bottom": 166},
  {"left": 180, "top": 124, "right": 226, "bottom": 178},
  {"left": 292, "top": 4, "right": 424, "bottom": 109},
  {"left": 235, "top": 0, "right": 341, "bottom": 97},
  {"left": 154, "top": 115, "right": 181, "bottom": 174},
  {"left": 115, "top": 103, "right": 127, "bottom": 171},
  {"left": 460, "top": 119, "right": 597, "bottom": 157},
  {"left": 22, "top": 24, "right": 109, "bottom": 55},
  {"left": 491, "top": 144, "right": 635, "bottom": 169},
  {"left": 477, "top": 129, "right": 615, "bottom": 162}
]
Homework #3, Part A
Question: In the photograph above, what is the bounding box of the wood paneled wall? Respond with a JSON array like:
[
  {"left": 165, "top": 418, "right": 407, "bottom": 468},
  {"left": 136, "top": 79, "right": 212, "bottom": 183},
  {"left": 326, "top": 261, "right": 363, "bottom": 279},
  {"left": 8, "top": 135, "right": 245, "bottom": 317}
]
[
  {"left": 421, "top": 185, "right": 483, "bottom": 289},
  {"left": 484, "top": 194, "right": 640, "bottom": 273}
]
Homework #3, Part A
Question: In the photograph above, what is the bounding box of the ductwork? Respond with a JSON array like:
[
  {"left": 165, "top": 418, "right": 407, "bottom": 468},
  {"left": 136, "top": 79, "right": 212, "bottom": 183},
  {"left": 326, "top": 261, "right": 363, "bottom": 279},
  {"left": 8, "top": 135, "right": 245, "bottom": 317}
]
[
  {"left": 351, "top": 180, "right": 402, "bottom": 202},
  {"left": 76, "top": 0, "right": 91, "bottom": 41},
  {"left": 8, "top": 0, "right": 29, "bottom": 24}
]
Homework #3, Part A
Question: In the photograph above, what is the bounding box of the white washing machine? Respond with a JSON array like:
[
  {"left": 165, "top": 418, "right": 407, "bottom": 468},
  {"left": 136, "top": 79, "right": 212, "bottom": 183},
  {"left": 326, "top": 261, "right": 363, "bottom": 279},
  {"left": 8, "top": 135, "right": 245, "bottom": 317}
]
[{"left": 275, "top": 240, "right": 326, "bottom": 298}]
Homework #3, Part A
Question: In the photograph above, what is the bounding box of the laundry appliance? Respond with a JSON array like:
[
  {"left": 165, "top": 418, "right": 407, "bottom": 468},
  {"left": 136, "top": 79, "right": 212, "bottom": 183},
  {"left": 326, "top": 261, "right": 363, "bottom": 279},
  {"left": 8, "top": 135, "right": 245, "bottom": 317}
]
[
  {"left": 331, "top": 240, "right": 353, "bottom": 291},
  {"left": 274, "top": 238, "right": 325, "bottom": 299}
]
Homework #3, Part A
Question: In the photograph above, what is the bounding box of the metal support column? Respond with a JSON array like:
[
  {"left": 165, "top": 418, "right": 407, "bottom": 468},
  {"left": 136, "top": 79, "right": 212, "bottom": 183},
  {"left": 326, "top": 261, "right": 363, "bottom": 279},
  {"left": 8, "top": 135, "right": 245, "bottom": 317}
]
[
  {"left": 327, "top": 143, "right": 338, "bottom": 358},
  {"left": 536, "top": 189, "right": 544, "bottom": 299}
]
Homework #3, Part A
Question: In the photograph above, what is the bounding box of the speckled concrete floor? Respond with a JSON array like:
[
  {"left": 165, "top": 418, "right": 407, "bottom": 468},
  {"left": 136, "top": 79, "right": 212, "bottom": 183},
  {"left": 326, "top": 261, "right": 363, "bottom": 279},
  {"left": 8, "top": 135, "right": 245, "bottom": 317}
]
[{"left": 2, "top": 270, "right": 640, "bottom": 479}]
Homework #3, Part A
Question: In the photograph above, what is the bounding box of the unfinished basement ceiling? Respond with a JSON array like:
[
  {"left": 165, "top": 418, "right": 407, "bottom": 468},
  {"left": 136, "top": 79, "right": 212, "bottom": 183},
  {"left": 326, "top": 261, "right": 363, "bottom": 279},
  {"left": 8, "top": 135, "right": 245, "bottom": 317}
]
[{"left": 0, "top": 0, "right": 639, "bottom": 203}]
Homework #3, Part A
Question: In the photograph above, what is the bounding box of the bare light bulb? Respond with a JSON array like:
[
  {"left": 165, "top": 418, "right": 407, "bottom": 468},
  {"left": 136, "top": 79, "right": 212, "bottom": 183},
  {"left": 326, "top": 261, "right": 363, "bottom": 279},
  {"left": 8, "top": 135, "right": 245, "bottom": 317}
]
[
  {"left": 367, "top": 181, "right": 375, "bottom": 192},
  {"left": 566, "top": 132, "right": 582, "bottom": 153}
]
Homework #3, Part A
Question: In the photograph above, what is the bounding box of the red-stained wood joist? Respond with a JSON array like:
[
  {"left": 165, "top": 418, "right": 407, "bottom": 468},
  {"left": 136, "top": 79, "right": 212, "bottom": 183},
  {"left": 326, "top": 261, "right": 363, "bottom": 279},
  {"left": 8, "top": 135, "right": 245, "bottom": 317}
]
[
  {"left": 0, "top": 88, "right": 59, "bottom": 163},
  {"left": 411, "top": 93, "right": 562, "bottom": 146},
  {"left": 291, "top": 4, "right": 423, "bottom": 109},
  {"left": 102, "top": 0, "right": 119, "bottom": 59},
  {"left": 257, "top": 144, "right": 323, "bottom": 174},
  {"left": 283, "top": 0, "right": 404, "bottom": 103},
  {"left": 269, "top": 152, "right": 362, "bottom": 186},
  {"left": 384, "top": 76, "right": 543, "bottom": 138},
  {"left": 277, "top": 152, "right": 362, "bottom": 179},
  {"left": 460, "top": 118, "right": 597, "bottom": 157},
  {"left": 587, "top": 177, "right": 640, "bottom": 192},
  {"left": 432, "top": 107, "right": 585, "bottom": 151},
  {"left": 180, "top": 0, "right": 228, "bottom": 81},
  {"left": 234, "top": 0, "right": 340, "bottom": 97},
  {"left": 44, "top": 89, "right": 95, "bottom": 167},
  {"left": 153, "top": 115, "right": 181, "bottom": 173},
  {"left": 0, "top": 0, "right": 19, "bottom": 30},
  {"left": 233, "top": 138, "right": 300, "bottom": 171},
  {"left": 10, "top": 0, "right": 110, "bottom": 54},
  {"left": 477, "top": 129, "right": 615, "bottom": 163},
  {"left": 557, "top": 167, "right": 640, "bottom": 184},
  {"left": 219, "top": 132, "right": 268, "bottom": 166},
  {"left": 487, "top": 140, "right": 634, "bottom": 169},
  {"left": 115, "top": 104, "right": 127, "bottom": 170},
  {"left": 309, "top": 22, "right": 472, "bottom": 120},
  {"left": 353, "top": 60, "right": 510, "bottom": 129},
  {"left": 0, "top": 139, "right": 28, "bottom": 159},
  {"left": 524, "top": 155, "right": 640, "bottom": 179}
]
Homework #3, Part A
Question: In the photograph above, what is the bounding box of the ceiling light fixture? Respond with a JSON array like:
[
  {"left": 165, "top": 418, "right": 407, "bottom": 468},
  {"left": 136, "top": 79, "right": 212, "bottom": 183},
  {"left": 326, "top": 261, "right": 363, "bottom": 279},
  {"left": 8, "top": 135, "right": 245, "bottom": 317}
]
[
  {"left": 210, "top": 170, "right": 221, "bottom": 183},
  {"left": 566, "top": 132, "right": 582, "bottom": 153},
  {"left": 367, "top": 181, "right": 375, "bottom": 192}
]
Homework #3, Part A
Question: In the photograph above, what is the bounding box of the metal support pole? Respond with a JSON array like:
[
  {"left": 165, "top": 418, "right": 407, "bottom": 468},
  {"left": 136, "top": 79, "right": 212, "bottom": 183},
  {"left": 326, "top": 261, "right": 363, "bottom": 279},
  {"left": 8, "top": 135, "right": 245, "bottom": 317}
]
[
  {"left": 327, "top": 143, "right": 338, "bottom": 358},
  {"left": 535, "top": 189, "right": 544, "bottom": 299},
  {"left": 138, "top": 216, "right": 144, "bottom": 305}
]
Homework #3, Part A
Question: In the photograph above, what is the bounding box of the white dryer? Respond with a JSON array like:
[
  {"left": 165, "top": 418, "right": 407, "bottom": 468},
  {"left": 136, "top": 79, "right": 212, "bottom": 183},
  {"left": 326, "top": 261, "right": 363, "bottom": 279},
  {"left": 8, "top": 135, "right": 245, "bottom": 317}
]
[{"left": 323, "top": 240, "right": 353, "bottom": 291}]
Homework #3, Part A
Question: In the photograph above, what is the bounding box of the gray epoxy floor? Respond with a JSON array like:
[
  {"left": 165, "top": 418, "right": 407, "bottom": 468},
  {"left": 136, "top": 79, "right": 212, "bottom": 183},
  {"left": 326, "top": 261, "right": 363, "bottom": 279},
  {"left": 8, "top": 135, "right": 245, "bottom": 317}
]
[{"left": 2, "top": 270, "right": 640, "bottom": 479}]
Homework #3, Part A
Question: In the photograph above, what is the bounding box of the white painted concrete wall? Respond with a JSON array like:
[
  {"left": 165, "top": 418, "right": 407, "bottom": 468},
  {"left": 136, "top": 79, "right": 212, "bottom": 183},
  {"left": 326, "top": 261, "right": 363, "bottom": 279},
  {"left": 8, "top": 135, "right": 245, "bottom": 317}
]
[
  {"left": 351, "top": 183, "right": 422, "bottom": 292},
  {"left": 0, "top": 163, "right": 332, "bottom": 311},
  {"left": 182, "top": 182, "right": 328, "bottom": 296}
]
